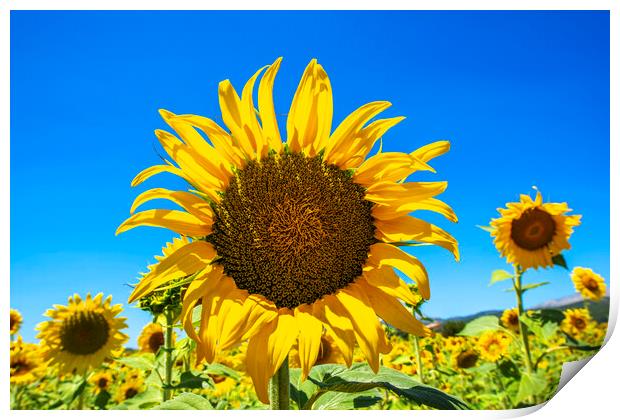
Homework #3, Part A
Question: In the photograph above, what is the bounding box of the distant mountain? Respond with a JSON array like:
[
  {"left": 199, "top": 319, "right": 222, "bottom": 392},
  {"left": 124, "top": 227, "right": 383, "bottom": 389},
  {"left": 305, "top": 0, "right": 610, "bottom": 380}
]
[{"left": 429, "top": 294, "right": 610, "bottom": 327}]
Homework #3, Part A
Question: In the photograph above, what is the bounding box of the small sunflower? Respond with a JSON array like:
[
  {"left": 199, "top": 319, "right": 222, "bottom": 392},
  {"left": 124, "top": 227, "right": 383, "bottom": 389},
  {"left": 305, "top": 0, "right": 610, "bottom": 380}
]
[
  {"left": 90, "top": 370, "right": 114, "bottom": 392},
  {"left": 137, "top": 322, "right": 175, "bottom": 354},
  {"left": 571, "top": 267, "right": 606, "bottom": 301},
  {"left": 10, "top": 308, "right": 23, "bottom": 336},
  {"left": 117, "top": 58, "right": 458, "bottom": 403},
  {"left": 36, "top": 293, "right": 129, "bottom": 374},
  {"left": 477, "top": 331, "right": 512, "bottom": 362},
  {"left": 116, "top": 377, "right": 144, "bottom": 402},
  {"left": 10, "top": 337, "right": 46, "bottom": 385},
  {"left": 561, "top": 308, "right": 591, "bottom": 336},
  {"left": 490, "top": 191, "right": 581, "bottom": 270},
  {"left": 500, "top": 308, "right": 520, "bottom": 333},
  {"left": 453, "top": 349, "right": 478, "bottom": 370}
]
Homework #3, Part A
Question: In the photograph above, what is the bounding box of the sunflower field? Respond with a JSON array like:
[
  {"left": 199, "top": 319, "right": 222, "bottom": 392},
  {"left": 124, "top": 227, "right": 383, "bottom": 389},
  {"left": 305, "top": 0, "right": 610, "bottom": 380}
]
[{"left": 9, "top": 58, "right": 608, "bottom": 410}]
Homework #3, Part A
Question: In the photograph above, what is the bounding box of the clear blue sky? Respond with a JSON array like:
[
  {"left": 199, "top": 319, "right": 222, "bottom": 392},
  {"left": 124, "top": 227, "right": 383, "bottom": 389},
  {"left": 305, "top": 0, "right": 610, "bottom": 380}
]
[{"left": 11, "top": 11, "right": 609, "bottom": 343}]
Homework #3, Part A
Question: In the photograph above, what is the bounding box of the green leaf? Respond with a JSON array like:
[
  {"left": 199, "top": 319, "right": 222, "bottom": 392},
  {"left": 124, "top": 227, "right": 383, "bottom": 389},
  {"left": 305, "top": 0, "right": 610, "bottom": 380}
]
[
  {"left": 154, "top": 392, "right": 214, "bottom": 410},
  {"left": 552, "top": 254, "right": 568, "bottom": 269},
  {"left": 304, "top": 364, "right": 468, "bottom": 410},
  {"left": 94, "top": 390, "right": 111, "bottom": 410},
  {"left": 521, "top": 281, "right": 550, "bottom": 292},
  {"left": 390, "top": 354, "right": 413, "bottom": 365},
  {"left": 490, "top": 269, "right": 513, "bottom": 285},
  {"left": 116, "top": 353, "right": 155, "bottom": 371},
  {"left": 312, "top": 390, "right": 382, "bottom": 409},
  {"left": 516, "top": 372, "right": 547, "bottom": 403},
  {"left": 458, "top": 316, "right": 504, "bottom": 336},
  {"left": 498, "top": 360, "right": 521, "bottom": 380},
  {"left": 174, "top": 371, "right": 214, "bottom": 389},
  {"left": 114, "top": 387, "right": 162, "bottom": 410}
]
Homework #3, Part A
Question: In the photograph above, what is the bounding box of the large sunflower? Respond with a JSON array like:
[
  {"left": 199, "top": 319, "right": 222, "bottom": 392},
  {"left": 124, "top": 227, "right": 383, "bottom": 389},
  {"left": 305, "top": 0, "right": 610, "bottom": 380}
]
[
  {"left": 36, "top": 293, "right": 129, "bottom": 374},
  {"left": 117, "top": 58, "right": 458, "bottom": 403},
  {"left": 489, "top": 191, "right": 581, "bottom": 270},
  {"left": 571, "top": 267, "right": 606, "bottom": 302}
]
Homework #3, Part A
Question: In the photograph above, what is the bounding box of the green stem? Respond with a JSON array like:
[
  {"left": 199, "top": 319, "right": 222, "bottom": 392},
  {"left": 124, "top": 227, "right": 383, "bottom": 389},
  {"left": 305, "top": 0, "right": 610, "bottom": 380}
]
[
  {"left": 413, "top": 336, "right": 424, "bottom": 383},
  {"left": 77, "top": 373, "right": 87, "bottom": 410},
  {"left": 163, "top": 308, "right": 175, "bottom": 401},
  {"left": 533, "top": 346, "right": 569, "bottom": 370},
  {"left": 513, "top": 265, "right": 534, "bottom": 375},
  {"left": 269, "top": 356, "right": 290, "bottom": 410}
]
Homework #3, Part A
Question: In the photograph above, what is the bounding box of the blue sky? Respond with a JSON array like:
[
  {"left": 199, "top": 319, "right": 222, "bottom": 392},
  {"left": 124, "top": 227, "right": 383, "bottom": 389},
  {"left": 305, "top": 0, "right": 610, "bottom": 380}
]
[{"left": 11, "top": 11, "right": 609, "bottom": 343}]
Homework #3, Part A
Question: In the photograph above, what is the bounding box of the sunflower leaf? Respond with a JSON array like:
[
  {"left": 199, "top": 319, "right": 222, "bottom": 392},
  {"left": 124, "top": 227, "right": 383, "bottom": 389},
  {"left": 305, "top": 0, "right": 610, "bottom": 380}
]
[
  {"left": 516, "top": 372, "right": 547, "bottom": 403},
  {"left": 173, "top": 371, "right": 214, "bottom": 389},
  {"left": 116, "top": 353, "right": 155, "bottom": 371},
  {"left": 551, "top": 254, "right": 568, "bottom": 270},
  {"left": 153, "top": 392, "right": 214, "bottom": 410},
  {"left": 490, "top": 270, "right": 514, "bottom": 285},
  {"left": 311, "top": 390, "right": 382, "bottom": 410},
  {"left": 477, "top": 225, "right": 494, "bottom": 233},
  {"left": 458, "top": 316, "right": 504, "bottom": 336}
]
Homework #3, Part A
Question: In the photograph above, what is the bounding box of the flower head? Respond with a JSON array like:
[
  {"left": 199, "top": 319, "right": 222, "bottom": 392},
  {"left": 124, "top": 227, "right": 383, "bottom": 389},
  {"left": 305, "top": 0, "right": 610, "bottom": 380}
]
[
  {"left": 36, "top": 293, "right": 128, "bottom": 374},
  {"left": 571, "top": 267, "right": 606, "bottom": 301},
  {"left": 501, "top": 308, "right": 520, "bottom": 333},
  {"left": 10, "top": 337, "right": 46, "bottom": 385},
  {"left": 561, "top": 308, "right": 591, "bottom": 336},
  {"left": 490, "top": 192, "right": 581, "bottom": 270},
  {"left": 117, "top": 58, "right": 458, "bottom": 403},
  {"left": 10, "top": 308, "right": 23, "bottom": 336},
  {"left": 477, "top": 331, "right": 512, "bottom": 362}
]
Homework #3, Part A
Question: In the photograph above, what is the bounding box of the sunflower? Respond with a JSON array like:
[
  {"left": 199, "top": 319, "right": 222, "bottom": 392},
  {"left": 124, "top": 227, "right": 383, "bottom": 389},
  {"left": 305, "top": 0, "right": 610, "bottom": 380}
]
[
  {"left": 116, "top": 377, "right": 144, "bottom": 402},
  {"left": 561, "top": 308, "right": 591, "bottom": 337},
  {"left": 10, "top": 308, "right": 23, "bottom": 336},
  {"left": 571, "top": 267, "right": 606, "bottom": 302},
  {"left": 90, "top": 370, "right": 114, "bottom": 392},
  {"left": 36, "top": 293, "right": 129, "bottom": 374},
  {"left": 477, "top": 331, "right": 512, "bottom": 362},
  {"left": 453, "top": 349, "right": 478, "bottom": 370},
  {"left": 137, "top": 322, "right": 175, "bottom": 354},
  {"left": 489, "top": 191, "right": 581, "bottom": 270},
  {"left": 500, "top": 308, "right": 520, "bottom": 333},
  {"left": 10, "top": 337, "right": 46, "bottom": 385},
  {"left": 117, "top": 57, "right": 458, "bottom": 403}
]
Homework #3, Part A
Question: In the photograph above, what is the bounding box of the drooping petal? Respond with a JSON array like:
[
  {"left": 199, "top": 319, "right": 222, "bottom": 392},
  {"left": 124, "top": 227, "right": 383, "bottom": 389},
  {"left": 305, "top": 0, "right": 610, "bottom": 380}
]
[
  {"left": 372, "top": 197, "right": 458, "bottom": 222},
  {"left": 411, "top": 140, "right": 451, "bottom": 163},
  {"left": 367, "top": 243, "right": 430, "bottom": 299},
  {"left": 375, "top": 215, "right": 459, "bottom": 260},
  {"left": 246, "top": 310, "right": 299, "bottom": 404},
  {"left": 335, "top": 283, "right": 390, "bottom": 372},
  {"left": 365, "top": 181, "right": 448, "bottom": 207},
  {"left": 217, "top": 293, "right": 278, "bottom": 351},
  {"left": 197, "top": 271, "right": 235, "bottom": 363},
  {"left": 128, "top": 240, "right": 217, "bottom": 302},
  {"left": 130, "top": 163, "right": 187, "bottom": 188},
  {"left": 116, "top": 209, "right": 212, "bottom": 238},
  {"left": 317, "top": 297, "right": 355, "bottom": 366},
  {"left": 180, "top": 269, "right": 217, "bottom": 344},
  {"left": 354, "top": 152, "right": 434, "bottom": 187},
  {"left": 294, "top": 304, "right": 323, "bottom": 380},
  {"left": 358, "top": 278, "right": 430, "bottom": 337},
  {"left": 362, "top": 266, "right": 419, "bottom": 306}
]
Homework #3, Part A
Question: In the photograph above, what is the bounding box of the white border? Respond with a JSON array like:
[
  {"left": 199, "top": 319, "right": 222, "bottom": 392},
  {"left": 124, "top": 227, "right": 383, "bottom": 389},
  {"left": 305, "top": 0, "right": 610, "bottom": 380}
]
[{"left": 2, "top": 1, "right": 616, "bottom": 418}]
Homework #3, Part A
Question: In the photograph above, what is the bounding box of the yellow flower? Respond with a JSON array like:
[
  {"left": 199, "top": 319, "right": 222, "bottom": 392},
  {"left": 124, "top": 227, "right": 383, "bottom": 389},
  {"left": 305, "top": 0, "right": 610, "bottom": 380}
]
[
  {"left": 561, "top": 308, "right": 591, "bottom": 336},
  {"left": 443, "top": 336, "right": 466, "bottom": 353},
  {"left": 10, "top": 308, "right": 23, "bottom": 336},
  {"left": 137, "top": 323, "right": 174, "bottom": 354},
  {"left": 477, "top": 331, "right": 512, "bottom": 362},
  {"left": 489, "top": 192, "right": 581, "bottom": 270},
  {"left": 117, "top": 58, "right": 458, "bottom": 403},
  {"left": 90, "top": 370, "right": 114, "bottom": 391},
  {"left": 500, "top": 308, "right": 520, "bottom": 333},
  {"left": 116, "top": 377, "right": 144, "bottom": 402},
  {"left": 453, "top": 349, "right": 479, "bottom": 370},
  {"left": 10, "top": 337, "right": 46, "bottom": 385},
  {"left": 571, "top": 267, "right": 606, "bottom": 301},
  {"left": 36, "top": 293, "right": 129, "bottom": 374}
]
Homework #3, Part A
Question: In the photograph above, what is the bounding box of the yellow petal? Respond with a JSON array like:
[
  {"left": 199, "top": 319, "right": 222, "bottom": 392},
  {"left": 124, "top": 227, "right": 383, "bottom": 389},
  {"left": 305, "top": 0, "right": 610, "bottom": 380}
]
[
  {"left": 258, "top": 57, "right": 283, "bottom": 154},
  {"left": 354, "top": 152, "right": 434, "bottom": 187},
  {"left": 411, "top": 140, "right": 450, "bottom": 163},
  {"left": 359, "top": 278, "right": 430, "bottom": 337},
  {"left": 317, "top": 297, "right": 355, "bottom": 366},
  {"left": 294, "top": 304, "right": 323, "bottom": 381},
  {"left": 217, "top": 293, "right": 278, "bottom": 351},
  {"left": 375, "top": 215, "right": 459, "bottom": 260},
  {"left": 365, "top": 181, "right": 447, "bottom": 206},
  {"left": 197, "top": 271, "right": 234, "bottom": 363},
  {"left": 218, "top": 80, "right": 255, "bottom": 158},
  {"left": 181, "top": 269, "right": 216, "bottom": 344},
  {"left": 246, "top": 310, "right": 299, "bottom": 404},
  {"left": 129, "top": 188, "right": 213, "bottom": 224},
  {"left": 128, "top": 240, "right": 217, "bottom": 302},
  {"left": 116, "top": 209, "right": 212, "bottom": 238},
  {"left": 323, "top": 101, "right": 391, "bottom": 165},
  {"left": 286, "top": 59, "right": 317, "bottom": 154},
  {"left": 335, "top": 283, "right": 389, "bottom": 372},
  {"left": 368, "top": 243, "right": 430, "bottom": 299},
  {"left": 130, "top": 164, "right": 186, "bottom": 187},
  {"left": 362, "top": 266, "right": 419, "bottom": 306},
  {"left": 372, "top": 197, "right": 458, "bottom": 223},
  {"left": 241, "top": 66, "right": 269, "bottom": 157}
]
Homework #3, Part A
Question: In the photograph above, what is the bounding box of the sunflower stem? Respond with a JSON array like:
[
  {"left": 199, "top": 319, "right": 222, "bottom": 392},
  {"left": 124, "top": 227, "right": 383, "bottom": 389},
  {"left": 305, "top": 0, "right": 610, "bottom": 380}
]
[
  {"left": 163, "top": 308, "right": 174, "bottom": 402},
  {"left": 269, "top": 356, "right": 289, "bottom": 410},
  {"left": 413, "top": 335, "right": 424, "bottom": 383},
  {"left": 513, "top": 265, "right": 536, "bottom": 405}
]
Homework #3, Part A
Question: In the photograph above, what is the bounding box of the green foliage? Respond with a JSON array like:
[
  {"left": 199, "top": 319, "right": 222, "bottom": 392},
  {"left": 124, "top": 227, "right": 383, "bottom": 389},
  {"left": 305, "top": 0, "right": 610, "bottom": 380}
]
[
  {"left": 551, "top": 254, "right": 568, "bottom": 270},
  {"left": 516, "top": 372, "right": 547, "bottom": 404},
  {"left": 489, "top": 269, "right": 513, "bottom": 285},
  {"left": 458, "top": 316, "right": 504, "bottom": 337},
  {"left": 440, "top": 320, "right": 466, "bottom": 337},
  {"left": 116, "top": 353, "right": 155, "bottom": 371},
  {"left": 154, "top": 392, "right": 214, "bottom": 410}
]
